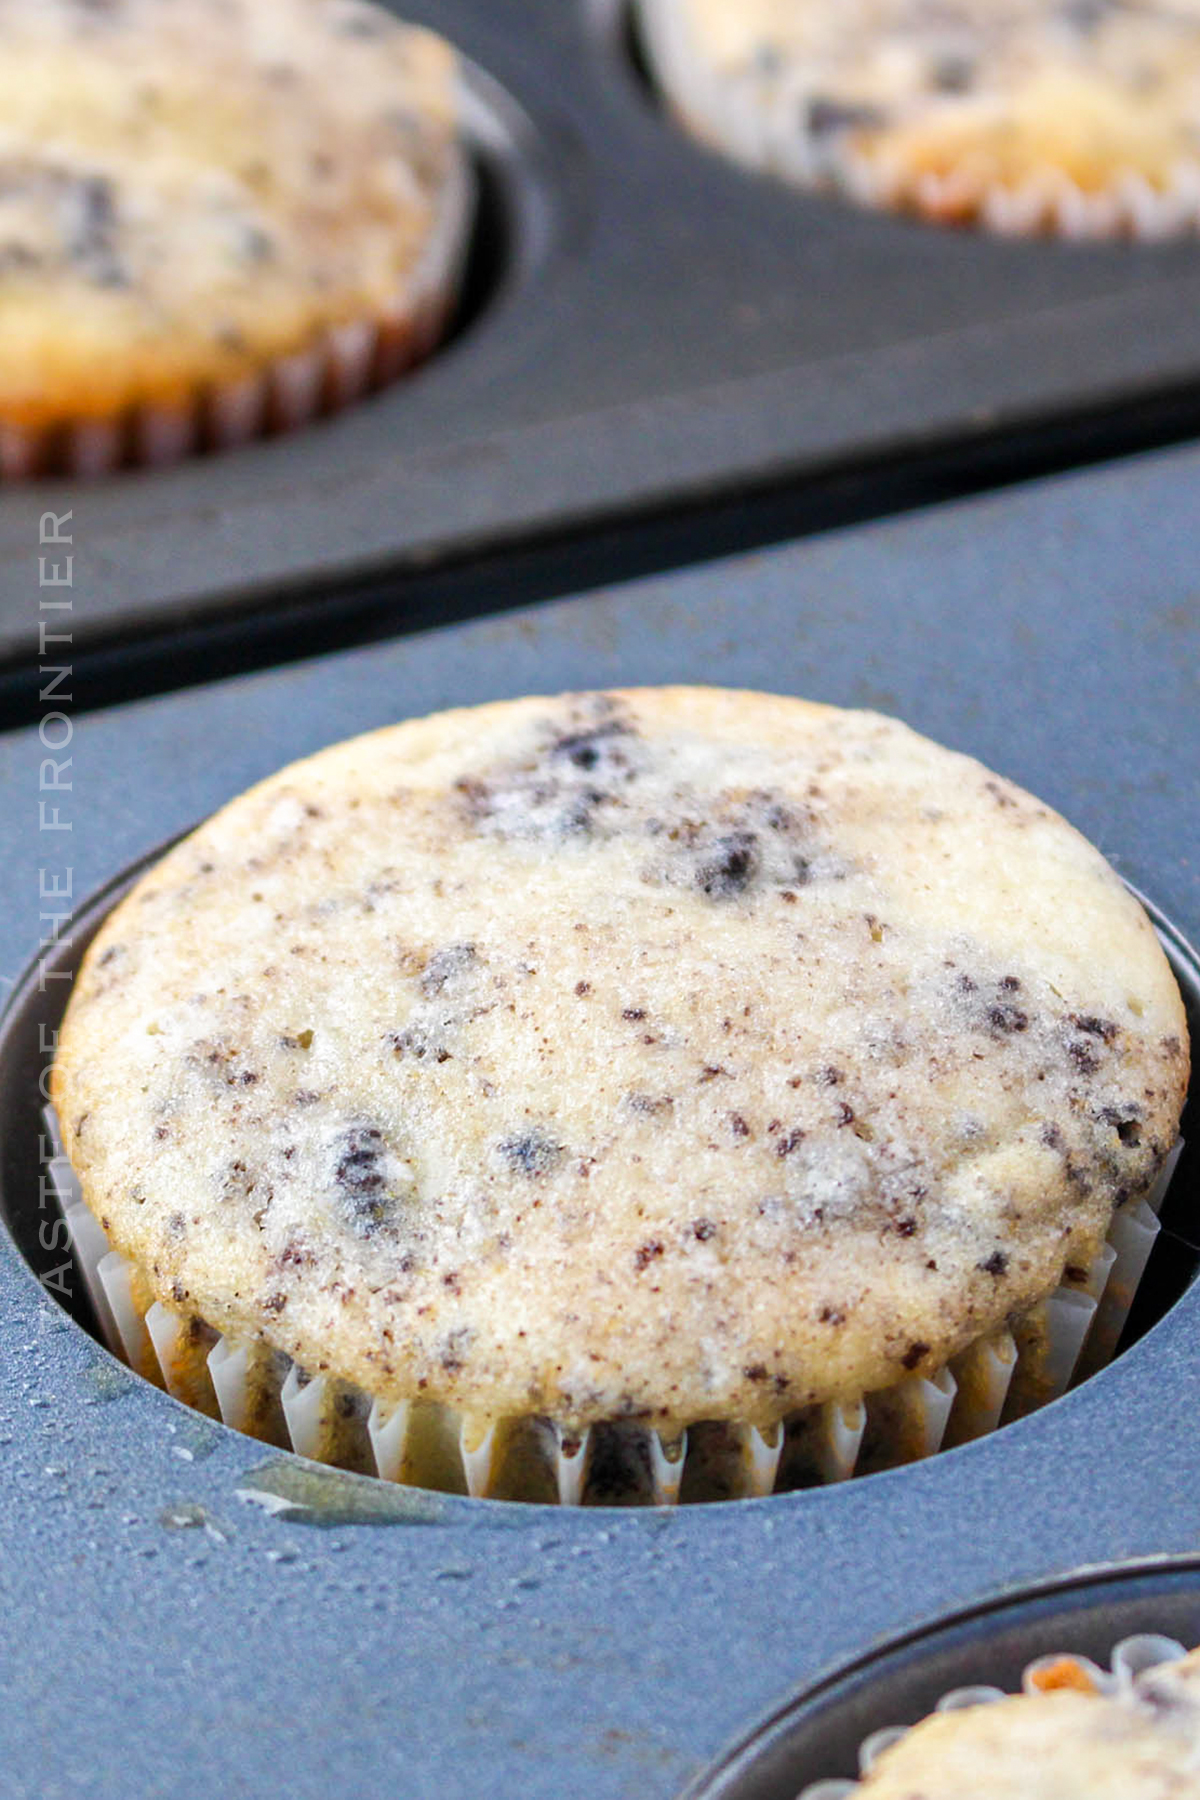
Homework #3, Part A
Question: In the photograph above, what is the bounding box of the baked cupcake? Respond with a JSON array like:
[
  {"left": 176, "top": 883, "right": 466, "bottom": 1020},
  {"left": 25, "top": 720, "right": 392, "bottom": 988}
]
[
  {"left": 636, "top": 0, "right": 1200, "bottom": 237},
  {"left": 837, "top": 1642, "right": 1200, "bottom": 1797},
  {"left": 0, "top": 0, "right": 472, "bottom": 479},
  {"left": 50, "top": 689, "right": 1189, "bottom": 1502}
]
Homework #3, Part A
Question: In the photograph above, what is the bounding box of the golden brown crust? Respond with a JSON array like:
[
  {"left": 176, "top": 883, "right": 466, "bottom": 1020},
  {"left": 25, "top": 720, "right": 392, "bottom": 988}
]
[{"left": 53, "top": 688, "right": 1189, "bottom": 1429}]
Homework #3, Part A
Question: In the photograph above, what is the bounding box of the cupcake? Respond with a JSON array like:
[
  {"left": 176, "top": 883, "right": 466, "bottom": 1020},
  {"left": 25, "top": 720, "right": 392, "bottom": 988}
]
[
  {"left": 837, "top": 1641, "right": 1200, "bottom": 1797},
  {"left": 636, "top": 0, "right": 1200, "bottom": 237},
  {"left": 0, "top": 0, "right": 472, "bottom": 479},
  {"left": 50, "top": 689, "right": 1189, "bottom": 1502}
]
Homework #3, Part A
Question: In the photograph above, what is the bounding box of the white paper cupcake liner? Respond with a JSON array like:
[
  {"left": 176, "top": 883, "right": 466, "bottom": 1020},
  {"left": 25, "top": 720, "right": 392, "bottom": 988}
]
[
  {"left": 634, "top": 0, "right": 1200, "bottom": 240},
  {"left": 44, "top": 1102, "right": 1184, "bottom": 1505},
  {"left": 796, "top": 1632, "right": 1193, "bottom": 1797},
  {"left": 0, "top": 148, "right": 474, "bottom": 483}
]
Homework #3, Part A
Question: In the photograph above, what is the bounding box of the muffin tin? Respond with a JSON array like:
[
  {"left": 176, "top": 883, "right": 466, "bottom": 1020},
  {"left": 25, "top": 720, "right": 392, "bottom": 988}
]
[
  {"left": 687, "top": 1559, "right": 1200, "bottom": 1799},
  {"left": 4, "top": 0, "right": 1200, "bottom": 675},
  {"left": 0, "top": 439, "right": 1198, "bottom": 1798}
]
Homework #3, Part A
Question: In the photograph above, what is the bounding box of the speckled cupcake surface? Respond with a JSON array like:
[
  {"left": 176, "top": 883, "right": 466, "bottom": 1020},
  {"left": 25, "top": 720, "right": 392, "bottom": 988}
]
[
  {"left": 52, "top": 689, "right": 1188, "bottom": 1431},
  {"left": 858, "top": 1647, "right": 1200, "bottom": 1796},
  {"left": 639, "top": 0, "right": 1200, "bottom": 235},
  {"left": 0, "top": 0, "right": 466, "bottom": 428}
]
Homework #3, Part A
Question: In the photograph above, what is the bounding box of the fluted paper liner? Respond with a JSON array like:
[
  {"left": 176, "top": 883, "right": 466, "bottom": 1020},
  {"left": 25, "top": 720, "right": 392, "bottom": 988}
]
[
  {"left": 636, "top": 0, "right": 1200, "bottom": 241},
  {"left": 0, "top": 151, "right": 473, "bottom": 482},
  {"left": 796, "top": 1633, "right": 1192, "bottom": 1797},
  {"left": 44, "top": 1104, "right": 1182, "bottom": 1506}
]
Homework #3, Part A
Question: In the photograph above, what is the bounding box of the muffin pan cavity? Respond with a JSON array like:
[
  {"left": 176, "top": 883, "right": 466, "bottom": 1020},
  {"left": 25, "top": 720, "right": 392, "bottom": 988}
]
[
  {"left": 7, "top": 0, "right": 1200, "bottom": 666},
  {"left": 0, "top": 51, "right": 546, "bottom": 487},
  {"left": 685, "top": 1557, "right": 1200, "bottom": 1799},
  {"left": 450, "top": 69, "right": 555, "bottom": 359},
  {"left": 0, "top": 445, "right": 1198, "bottom": 1796},
  {"left": 3, "top": 853, "right": 1194, "bottom": 1508}
]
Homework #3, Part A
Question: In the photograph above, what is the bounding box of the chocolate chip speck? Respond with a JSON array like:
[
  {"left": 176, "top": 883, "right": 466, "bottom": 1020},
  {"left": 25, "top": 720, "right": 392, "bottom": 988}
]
[
  {"left": 1070, "top": 1014, "right": 1119, "bottom": 1042},
  {"left": 420, "top": 942, "right": 477, "bottom": 996},
  {"left": 498, "top": 1131, "right": 563, "bottom": 1178},
  {"left": 696, "top": 831, "right": 759, "bottom": 898},
  {"left": 550, "top": 717, "right": 630, "bottom": 772},
  {"left": 806, "top": 95, "right": 888, "bottom": 136},
  {"left": 931, "top": 52, "right": 976, "bottom": 92},
  {"left": 333, "top": 1125, "right": 393, "bottom": 1238}
]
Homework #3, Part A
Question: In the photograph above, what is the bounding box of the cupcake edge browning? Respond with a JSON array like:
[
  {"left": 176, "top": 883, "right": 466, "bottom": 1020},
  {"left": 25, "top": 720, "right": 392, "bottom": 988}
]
[{"left": 857, "top": 1645, "right": 1200, "bottom": 1797}]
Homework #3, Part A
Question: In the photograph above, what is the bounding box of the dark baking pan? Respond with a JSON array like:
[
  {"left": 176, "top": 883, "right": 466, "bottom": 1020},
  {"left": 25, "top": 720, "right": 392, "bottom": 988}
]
[
  {"left": 4, "top": 0, "right": 1200, "bottom": 674},
  {"left": 0, "top": 443, "right": 1197, "bottom": 1800},
  {"left": 686, "top": 1557, "right": 1200, "bottom": 1799}
]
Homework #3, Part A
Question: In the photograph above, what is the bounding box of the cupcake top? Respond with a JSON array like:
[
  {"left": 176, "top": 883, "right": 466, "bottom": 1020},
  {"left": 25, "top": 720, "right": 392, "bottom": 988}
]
[
  {"left": 642, "top": 0, "right": 1200, "bottom": 233},
  {"left": 0, "top": 0, "right": 465, "bottom": 427},
  {"left": 52, "top": 689, "right": 1188, "bottom": 1432},
  {"left": 858, "top": 1647, "right": 1200, "bottom": 1796}
]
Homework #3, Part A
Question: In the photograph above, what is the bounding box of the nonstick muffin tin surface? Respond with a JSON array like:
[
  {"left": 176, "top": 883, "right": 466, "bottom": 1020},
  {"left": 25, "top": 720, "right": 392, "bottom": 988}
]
[
  {"left": 0, "top": 441, "right": 1198, "bottom": 1800},
  {"left": 5, "top": 0, "right": 1200, "bottom": 665}
]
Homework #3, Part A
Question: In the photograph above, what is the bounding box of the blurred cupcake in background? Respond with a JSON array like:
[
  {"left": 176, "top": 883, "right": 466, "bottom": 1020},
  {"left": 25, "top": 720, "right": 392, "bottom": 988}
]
[
  {"left": 0, "top": 0, "right": 473, "bottom": 480},
  {"left": 637, "top": 0, "right": 1200, "bottom": 238}
]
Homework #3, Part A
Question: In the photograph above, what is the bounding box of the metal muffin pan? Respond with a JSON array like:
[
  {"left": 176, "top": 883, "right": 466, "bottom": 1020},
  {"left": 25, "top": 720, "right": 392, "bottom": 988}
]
[
  {"left": 686, "top": 1557, "right": 1200, "bottom": 1799},
  {"left": 5, "top": 0, "right": 1200, "bottom": 666},
  {"left": 0, "top": 444, "right": 1197, "bottom": 1799}
]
